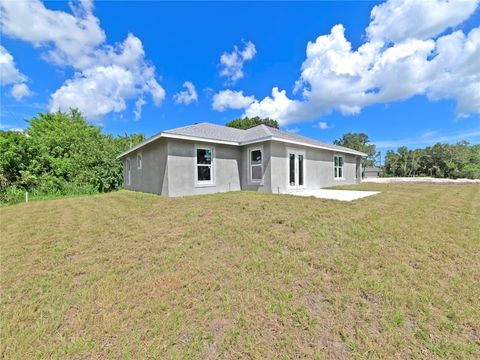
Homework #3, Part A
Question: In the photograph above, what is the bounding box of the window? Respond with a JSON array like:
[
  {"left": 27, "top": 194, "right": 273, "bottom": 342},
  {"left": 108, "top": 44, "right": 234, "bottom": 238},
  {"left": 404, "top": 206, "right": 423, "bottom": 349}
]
[
  {"left": 196, "top": 146, "right": 214, "bottom": 185},
  {"left": 298, "top": 154, "right": 304, "bottom": 186},
  {"left": 126, "top": 158, "right": 131, "bottom": 185},
  {"left": 249, "top": 147, "right": 263, "bottom": 183},
  {"left": 334, "top": 155, "right": 344, "bottom": 179},
  {"left": 137, "top": 152, "right": 142, "bottom": 170}
]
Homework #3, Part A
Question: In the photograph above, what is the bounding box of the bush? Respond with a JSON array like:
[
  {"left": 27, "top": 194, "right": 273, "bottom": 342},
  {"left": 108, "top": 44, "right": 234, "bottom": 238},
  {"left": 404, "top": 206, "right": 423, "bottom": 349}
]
[{"left": 0, "top": 185, "right": 25, "bottom": 205}]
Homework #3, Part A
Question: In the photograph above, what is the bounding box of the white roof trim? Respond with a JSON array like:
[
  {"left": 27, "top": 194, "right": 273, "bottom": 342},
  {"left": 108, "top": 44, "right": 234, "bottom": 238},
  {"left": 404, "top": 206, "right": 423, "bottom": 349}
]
[
  {"left": 268, "top": 137, "right": 367, "bottom": 156},
  {"left": 117, "top": 132, "right": 239, "bottom": 158},
  {"left": 162, "top": 133, "right": 238, "bottom": 146},
  {"left": 117, "top": 131, "right": 367, "bottom": 159}
]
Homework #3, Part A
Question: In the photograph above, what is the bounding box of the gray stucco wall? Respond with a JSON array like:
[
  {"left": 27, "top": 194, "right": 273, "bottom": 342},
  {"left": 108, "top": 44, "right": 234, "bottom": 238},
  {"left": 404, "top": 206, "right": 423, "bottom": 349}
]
[
  {"left": 167, "top": 139, "right": 242, "bottom": 197},
  {"left": 122, "top": 138, "right": 361, "bottom": 197},
  {"left": 239, "top": 141, "right": 272, "bottom": 193},
  {"left": 269, "top": 140, "right": 361, "bottom": 193},
  {"left": 123, "top": 138, "right": 168, "bottom": 195}
]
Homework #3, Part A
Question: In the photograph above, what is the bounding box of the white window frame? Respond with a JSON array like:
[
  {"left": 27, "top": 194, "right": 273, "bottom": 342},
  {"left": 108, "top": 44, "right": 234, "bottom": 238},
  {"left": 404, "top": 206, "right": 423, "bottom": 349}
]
[
  {"left": 248, "top": 146, "right": 264, "bottom": 185},
  {"left": 286, "top": 147, "right": 306, "bottom": 190},
  {"left": 126, "top": 157, "right": 131, "bottom": 185},
  {"left": 334, "top": 154, "right": 344, "bottom": 180},
  {"left": 137, "top": 152, "right": 142, "bottom": 170},
  {"left": 194, "top": 144, "right": 215, "bottom": 187}
]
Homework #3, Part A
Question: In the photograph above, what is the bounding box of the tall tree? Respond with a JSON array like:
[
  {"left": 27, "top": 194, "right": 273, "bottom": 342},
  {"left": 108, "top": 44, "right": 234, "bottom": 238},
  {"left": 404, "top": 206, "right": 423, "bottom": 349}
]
[
  {"left": 226, "top": 116, "right": 279, "bottom": 130},
  {"left": 333, "top": 132, "right": 378, "bottom": 167}
]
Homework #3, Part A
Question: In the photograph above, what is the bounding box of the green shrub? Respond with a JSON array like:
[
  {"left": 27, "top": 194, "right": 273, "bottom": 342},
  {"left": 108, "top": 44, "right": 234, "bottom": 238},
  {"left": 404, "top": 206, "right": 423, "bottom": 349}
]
[{"left": 0, "top": 185, "right": 25, "bottom": 205}]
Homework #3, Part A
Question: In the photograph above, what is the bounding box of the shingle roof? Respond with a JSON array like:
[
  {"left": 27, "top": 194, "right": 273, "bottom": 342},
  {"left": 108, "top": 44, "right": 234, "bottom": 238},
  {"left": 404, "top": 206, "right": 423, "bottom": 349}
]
[
  {"left": 164, "top": 122, "right": 246, "bottom": 142},
  {"left": 118, "top": 122, "right": 367, "bottom": 158}
]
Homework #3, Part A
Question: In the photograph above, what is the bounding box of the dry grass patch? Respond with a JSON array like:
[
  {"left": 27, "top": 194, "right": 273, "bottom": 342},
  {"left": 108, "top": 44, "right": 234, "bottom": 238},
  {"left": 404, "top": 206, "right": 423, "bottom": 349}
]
[{"left": 1, "top": 184, "right": 479, "bottom": 359}]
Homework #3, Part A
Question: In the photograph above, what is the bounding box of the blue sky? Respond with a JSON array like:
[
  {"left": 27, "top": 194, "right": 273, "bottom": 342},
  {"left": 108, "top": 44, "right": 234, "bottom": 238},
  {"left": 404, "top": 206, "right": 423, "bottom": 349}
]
[{"left": 1, "top": 0, "right": 479, "bottom": 157}]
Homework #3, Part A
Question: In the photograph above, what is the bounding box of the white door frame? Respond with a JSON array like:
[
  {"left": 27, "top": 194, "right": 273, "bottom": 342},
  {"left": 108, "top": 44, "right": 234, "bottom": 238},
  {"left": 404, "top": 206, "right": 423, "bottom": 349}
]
[{"left": 286, "top": 148, "right": 306, "bottom": 190}]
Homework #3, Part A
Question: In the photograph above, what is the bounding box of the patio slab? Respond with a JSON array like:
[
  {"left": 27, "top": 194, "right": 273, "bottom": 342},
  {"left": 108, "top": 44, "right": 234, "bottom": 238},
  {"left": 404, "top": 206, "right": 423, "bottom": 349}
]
[{"left": 286, "top": 189, "right": 380, "bottom": 202}]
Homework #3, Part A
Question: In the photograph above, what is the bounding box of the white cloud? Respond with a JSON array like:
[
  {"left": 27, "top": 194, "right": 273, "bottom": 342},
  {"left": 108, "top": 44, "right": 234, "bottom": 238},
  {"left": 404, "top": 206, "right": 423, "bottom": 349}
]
[
  {"left": 0, "top": 45, "right": 26, "bottom": 84},
  {"left": 0, "top": 45, "right": 32, "bottom": 101},
  {"left": 11, "top": 83, "right": 32, "bottom": 101},
  {"left": 1, "top": 0, "right": 165, "bottom": 120},
  {"left": 219, "top": 41, "right": 256, "bottom": 83},
  {"left": 367, "top": 0, "right": 479, "bottom": 43},
  {"left": 50, "top": 65, "right": 136, "bottom": 119},
  {"left": 0, "top": 0, "right": 105, "bottom": 68},
  {"left": 133, "top": 97, "right": 146, "bottom": 121},
  {"left": 244, "top": 0, "right": 480, "bottom": 125},
  {"left": 212, "top": 90, "right": 255, "bottom": 111},
  {"left": 315, "top": 121, "right": 331, "bottom": 130},
  {"left": 173, "top": 81, "right": 198, "bottom": 105},
  {"left": 244, "top": 87, "right": 299, "bottom": 121}
]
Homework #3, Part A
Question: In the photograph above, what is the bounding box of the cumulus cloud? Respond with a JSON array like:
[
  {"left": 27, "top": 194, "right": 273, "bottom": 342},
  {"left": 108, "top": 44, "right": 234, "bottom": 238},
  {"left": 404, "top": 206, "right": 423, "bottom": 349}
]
[
  {"left": 0, "top": 0, "right": 165, "bottom": 120},
  {"left": 0, "top": 0, "right": 104, "bottom": 68},
  {"left": 212, "top": 89, "right": 255, "bottom": 111},
  {"left": 173, "top": 81, "right": 198, "bottom": 105},
  {"left": 244, "top": 0, "right": 480, "bottom": 125},
  {"left": 219, "top": 41, "right": 256, "bottom": 83},
  {"left": 0, "top": 45, "right": 32, "bottom": 100},
  {"left": 367, "top": 0, "right": 480, "bottom": 43},
  {"left": 244, "top": 87, "right": 299, "bottom": 121}
]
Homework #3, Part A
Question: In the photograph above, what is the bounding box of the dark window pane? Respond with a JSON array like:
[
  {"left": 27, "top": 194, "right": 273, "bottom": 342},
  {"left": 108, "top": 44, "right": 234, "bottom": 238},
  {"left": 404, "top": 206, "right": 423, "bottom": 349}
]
[
  {"left": 197, "top": 165, "right": 211, "bottom": 181},
  {"left": 338, "top": 167, "right": 343, "bottom": 178},
  {"left": 251, "top": 149, "right": 262, "bottom": 165},
  {"left": 334, "top": 156, "right": 339, "bottom": 167},
  {"left": 339, "top": 157, "right": 344, "bottom": 166},
  {"left": 252, "top": 165, "right": 262, "bottom": 180},
  {"left": 197, "top": 148, "right": 212, "bottom": 164},
  {"left": 289, "top": 153, "right": 295, "bottom": 185},
  {"left": 298, "top": 155, "right": 304, "bottom": 186}
]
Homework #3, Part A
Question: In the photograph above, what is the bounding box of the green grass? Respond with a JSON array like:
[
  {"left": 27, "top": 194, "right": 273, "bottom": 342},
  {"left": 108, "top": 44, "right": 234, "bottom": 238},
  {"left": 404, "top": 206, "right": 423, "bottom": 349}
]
[{"left": 1, "top": 184, "right": 479, "bottom": 359}]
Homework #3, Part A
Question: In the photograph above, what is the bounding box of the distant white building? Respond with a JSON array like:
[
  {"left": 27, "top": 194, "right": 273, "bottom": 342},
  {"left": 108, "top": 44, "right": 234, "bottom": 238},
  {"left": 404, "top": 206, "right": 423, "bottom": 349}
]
[{"left": 363, "top": 167, "right": 384, "bottom": 178}]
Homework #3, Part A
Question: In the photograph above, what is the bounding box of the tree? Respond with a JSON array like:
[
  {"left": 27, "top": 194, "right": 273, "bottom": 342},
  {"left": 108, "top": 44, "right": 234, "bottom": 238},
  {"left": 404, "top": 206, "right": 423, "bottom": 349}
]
[
  {"left": 226, "top": 116, "right": 279, "bottom": 130},
  {"left": 0, "top": 109, "right": 145, "bottom": 202},
  {"left": 333, "top": 132, "right": 378, "bottom": 167},
  {"left": 384, "top": 141, "right": 480, "bottom": 179}
]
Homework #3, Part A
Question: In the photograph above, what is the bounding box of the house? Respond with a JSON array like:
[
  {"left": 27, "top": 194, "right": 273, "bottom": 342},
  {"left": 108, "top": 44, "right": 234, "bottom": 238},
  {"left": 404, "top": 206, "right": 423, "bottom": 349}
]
[
  {"left": 117, "top": 123, "right": 366, "bottom": 197},
  {"left": 363, "top": 166, "right": 384, "bottom": 178}
]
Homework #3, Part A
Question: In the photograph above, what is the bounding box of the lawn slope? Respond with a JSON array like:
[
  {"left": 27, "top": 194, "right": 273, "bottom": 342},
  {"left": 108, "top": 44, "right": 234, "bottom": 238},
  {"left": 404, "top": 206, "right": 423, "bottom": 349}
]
[{"left": 1, "top": 184, "right": 479, "bottom": 359}]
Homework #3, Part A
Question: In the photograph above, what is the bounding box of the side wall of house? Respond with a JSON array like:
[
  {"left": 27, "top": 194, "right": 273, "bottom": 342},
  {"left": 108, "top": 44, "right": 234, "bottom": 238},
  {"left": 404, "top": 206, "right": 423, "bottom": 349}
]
[
  {"left": 167, "top": 139, "right": 242, "bottom": 197},
  {"left": 240, "top": 141, "right": 272, "bottom": 192},
  {"left": 123, "top": 139, "right": 168, "bottom": 195},
  {"left": 270, "top": 141, "right": 361, "bottom": 193}
]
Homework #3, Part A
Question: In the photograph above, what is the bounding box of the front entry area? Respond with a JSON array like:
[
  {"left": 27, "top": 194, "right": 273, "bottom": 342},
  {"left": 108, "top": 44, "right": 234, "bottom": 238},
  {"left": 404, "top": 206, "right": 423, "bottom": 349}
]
[{"left": 287, "top": 149, "right": 305, "bottom": 190}]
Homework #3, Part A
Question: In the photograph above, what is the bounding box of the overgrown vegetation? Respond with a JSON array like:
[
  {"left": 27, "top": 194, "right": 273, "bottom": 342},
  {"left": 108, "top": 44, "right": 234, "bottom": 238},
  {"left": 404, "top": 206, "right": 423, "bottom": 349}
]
[
  {"left": 385, "top": 142, "right": 480, "bottom": 179},
  {"left": 226, "top": 116, "right": 279, "bottom": 130},
  {"left": 0, "top": 109, "right": 144, "bottom": 204},
  {"left": 1, "top": 184, "right": 479, "bottom": 358}
]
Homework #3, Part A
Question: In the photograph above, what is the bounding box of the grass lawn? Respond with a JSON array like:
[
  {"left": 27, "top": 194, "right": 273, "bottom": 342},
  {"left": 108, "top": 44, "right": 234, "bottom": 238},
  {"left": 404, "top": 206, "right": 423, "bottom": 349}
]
[{"left": 1, "top": 184, "right": 479, "bottom": 359}]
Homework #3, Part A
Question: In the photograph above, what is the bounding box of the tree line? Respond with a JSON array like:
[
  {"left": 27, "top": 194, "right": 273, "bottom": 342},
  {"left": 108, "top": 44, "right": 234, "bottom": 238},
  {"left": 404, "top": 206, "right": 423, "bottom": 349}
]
[
  {"left": 0, "top": 110, "right": 144, "bottom": 204},
  {"left": 384, "top": 143, "right": 480, "bottom": 179}
]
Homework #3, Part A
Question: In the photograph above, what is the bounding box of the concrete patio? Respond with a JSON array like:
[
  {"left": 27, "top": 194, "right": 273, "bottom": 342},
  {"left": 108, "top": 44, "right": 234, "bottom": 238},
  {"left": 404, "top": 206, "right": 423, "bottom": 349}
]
[{"left": 286, "top": 189, "right": 380, "bottom": 202}]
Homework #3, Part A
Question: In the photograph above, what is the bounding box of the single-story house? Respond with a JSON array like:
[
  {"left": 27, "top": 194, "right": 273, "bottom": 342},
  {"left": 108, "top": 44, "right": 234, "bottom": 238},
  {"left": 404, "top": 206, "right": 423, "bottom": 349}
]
[
  {"left": 363, "top": 166, "right": 384, "bottom": 178},
  {"left": 117, "top": 123, "right": 367, "bottom": 197}
]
